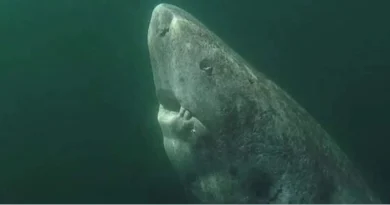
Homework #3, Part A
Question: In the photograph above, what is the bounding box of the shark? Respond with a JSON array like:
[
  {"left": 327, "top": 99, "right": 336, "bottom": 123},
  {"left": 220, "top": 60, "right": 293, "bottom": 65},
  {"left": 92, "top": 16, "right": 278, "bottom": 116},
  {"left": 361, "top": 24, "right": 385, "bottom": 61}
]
[{"left": 147, "top": 3, "right": 381, "bottom": 204}]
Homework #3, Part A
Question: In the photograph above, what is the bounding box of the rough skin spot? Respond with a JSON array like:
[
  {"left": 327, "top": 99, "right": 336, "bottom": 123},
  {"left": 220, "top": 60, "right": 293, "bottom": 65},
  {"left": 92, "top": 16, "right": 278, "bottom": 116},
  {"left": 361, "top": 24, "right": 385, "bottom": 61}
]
[
  {"left": 228, "top": 165, "right": 238, "bottom": 177},
  {"left": 243, "top": 168, "right": 273, "bottom": 199}
]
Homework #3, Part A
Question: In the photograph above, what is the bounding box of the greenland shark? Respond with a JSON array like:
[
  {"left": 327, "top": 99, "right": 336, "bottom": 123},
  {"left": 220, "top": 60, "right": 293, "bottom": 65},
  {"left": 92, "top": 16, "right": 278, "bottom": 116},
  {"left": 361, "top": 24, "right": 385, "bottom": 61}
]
[{"left": 147, "top": 3, "right": 381, "bottom": 204}]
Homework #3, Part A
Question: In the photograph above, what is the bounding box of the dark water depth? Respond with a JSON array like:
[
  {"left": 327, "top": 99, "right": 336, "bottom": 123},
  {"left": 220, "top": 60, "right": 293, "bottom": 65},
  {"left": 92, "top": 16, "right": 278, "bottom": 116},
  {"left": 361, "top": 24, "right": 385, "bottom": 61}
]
[{"left": 0, "top": 0, "right": 389, "bottom": 203}]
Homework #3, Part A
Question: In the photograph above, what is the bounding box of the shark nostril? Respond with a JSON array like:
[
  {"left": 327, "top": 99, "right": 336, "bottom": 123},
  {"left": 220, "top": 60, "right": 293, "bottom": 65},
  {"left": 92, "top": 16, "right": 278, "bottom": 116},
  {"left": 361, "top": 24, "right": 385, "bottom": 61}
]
[
  {"left": 155, "top": 8, "right": 174, "bottom": 38},
  {"left": 158, "top": 27, "right": 170, "bottom": 37}
]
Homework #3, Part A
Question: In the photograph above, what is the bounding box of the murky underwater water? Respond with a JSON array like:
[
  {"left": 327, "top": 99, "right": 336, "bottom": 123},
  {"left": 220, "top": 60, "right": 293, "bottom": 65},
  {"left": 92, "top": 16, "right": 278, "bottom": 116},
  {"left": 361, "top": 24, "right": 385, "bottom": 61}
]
[{"left": 0, "top": 0, "right": 389, "bottom": 203}]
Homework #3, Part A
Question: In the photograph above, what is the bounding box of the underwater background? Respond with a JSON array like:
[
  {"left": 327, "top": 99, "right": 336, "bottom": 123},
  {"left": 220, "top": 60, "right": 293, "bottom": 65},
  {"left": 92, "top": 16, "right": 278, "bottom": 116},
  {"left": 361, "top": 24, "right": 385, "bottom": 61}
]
[{"left": 0, "top": 0, "right": 389, "bottom": 203}]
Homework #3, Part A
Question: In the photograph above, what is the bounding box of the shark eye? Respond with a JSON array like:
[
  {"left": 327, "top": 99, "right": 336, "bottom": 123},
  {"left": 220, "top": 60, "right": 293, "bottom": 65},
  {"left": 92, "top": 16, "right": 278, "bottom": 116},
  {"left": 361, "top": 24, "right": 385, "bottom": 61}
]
[{"left": 199, "top": 58, "right": 213, "bottom": 75}]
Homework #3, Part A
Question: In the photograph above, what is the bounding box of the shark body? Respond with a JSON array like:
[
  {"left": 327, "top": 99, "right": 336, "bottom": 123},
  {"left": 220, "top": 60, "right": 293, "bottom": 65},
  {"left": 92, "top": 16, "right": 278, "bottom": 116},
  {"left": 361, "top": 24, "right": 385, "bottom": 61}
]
[{"left": 147, "top": 3, "right": 381, "bottom": 203}]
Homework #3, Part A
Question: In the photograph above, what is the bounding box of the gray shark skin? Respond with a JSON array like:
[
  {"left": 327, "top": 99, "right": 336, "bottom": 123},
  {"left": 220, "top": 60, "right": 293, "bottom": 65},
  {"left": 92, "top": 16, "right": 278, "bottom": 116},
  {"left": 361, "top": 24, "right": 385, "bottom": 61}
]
[{"left": 147, "top": 3, "right": 381, "bottom": 204}]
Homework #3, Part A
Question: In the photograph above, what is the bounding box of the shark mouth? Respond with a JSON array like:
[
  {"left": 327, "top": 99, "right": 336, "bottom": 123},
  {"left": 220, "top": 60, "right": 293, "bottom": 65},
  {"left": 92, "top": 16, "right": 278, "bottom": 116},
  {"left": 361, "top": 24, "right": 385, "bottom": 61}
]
[
  {"left": 156, "top": 88, "right": 194, "bottom": 137},
  {"left": 155, "top": 88, "right": 208, "bottom": 144},
  {"left": 156, "top": 89, "right": 181, "bottom": 113},
  {"left": 155, "top": 88, "right": 194, "bottom": 121},
  {"left": 155, "top": 88, "right": 208, "bottom": 175}
]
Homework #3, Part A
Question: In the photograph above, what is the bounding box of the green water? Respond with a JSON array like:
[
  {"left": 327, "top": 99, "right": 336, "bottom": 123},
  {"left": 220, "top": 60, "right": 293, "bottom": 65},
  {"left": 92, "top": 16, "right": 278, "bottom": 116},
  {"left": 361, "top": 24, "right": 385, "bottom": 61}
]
[{"left": 0, "top": 0, "right": 389, "bottom": 203}]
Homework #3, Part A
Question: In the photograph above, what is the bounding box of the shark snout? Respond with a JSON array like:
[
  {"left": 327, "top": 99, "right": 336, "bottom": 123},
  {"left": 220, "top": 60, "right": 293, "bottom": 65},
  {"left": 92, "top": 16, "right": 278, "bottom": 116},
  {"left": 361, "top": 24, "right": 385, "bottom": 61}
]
[{"left": 147, "top": 3, "right": 176, "bottom": 46}]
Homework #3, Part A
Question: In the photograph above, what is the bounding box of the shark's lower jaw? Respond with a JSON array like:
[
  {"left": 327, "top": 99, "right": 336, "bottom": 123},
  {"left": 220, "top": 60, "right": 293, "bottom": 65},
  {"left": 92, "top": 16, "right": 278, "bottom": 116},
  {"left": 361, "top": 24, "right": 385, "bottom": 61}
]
[
  {"left": 157, "top": 104, "right": 209, "bottom": 174},
  {"left": 157, "top": 105, "right": 194, "bottom": 140},
  {"left": 157, "top": 103, "right": 209, "bottom": 141}
]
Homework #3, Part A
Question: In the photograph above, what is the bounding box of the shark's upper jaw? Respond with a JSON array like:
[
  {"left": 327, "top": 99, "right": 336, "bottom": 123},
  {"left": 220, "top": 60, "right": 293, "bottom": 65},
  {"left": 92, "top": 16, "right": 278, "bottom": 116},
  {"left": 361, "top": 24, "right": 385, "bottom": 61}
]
[
  {"left": 148, "top": 3, "right": 210, "bottom": 144},
  {"left": 148, "top": 3, "right": 203, "bottom": 117},
  {"left": 148, "top": 3, "right": 192, "bottom": 126},
  {"left": 148, "top": 4, "right": 178, "bottom": 111}
]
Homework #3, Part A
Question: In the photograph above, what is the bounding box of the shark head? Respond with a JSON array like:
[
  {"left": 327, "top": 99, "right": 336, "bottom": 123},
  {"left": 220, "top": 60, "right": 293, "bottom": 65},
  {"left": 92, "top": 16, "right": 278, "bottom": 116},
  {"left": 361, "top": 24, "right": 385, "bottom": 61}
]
[{"left": 147, "top": 3, "right": 265, "bottom": 202}]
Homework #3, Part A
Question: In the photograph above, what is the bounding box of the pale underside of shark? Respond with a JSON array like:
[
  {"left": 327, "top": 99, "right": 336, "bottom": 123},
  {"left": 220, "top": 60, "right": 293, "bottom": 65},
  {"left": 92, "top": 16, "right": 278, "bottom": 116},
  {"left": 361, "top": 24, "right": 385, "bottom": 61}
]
[{"left": 147, "top": 3, "right": 381, "bottom": 204}]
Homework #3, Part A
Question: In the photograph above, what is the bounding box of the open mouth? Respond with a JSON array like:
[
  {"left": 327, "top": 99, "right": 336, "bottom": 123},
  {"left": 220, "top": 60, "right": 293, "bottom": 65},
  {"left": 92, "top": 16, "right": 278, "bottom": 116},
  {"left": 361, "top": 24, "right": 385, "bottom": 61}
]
[
  {"left": 156, "top": 89, "right": 181, "bottom": 112},
  {"left": 155, "top": 88, "right": 209, "bottom": 146},
  {"left": 156, "top": 88, "right": 194, "bottom": 121},
  {"left": 156, "top": 88, "right": 196, "bottom": 132}
]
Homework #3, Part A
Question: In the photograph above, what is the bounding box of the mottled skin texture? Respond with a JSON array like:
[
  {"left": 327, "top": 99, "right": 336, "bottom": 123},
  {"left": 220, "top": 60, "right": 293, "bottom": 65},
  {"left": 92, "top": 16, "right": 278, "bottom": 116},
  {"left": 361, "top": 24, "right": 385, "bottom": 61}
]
[{"left": 147, "top": 3, "right": 381, "bottom": 204}]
